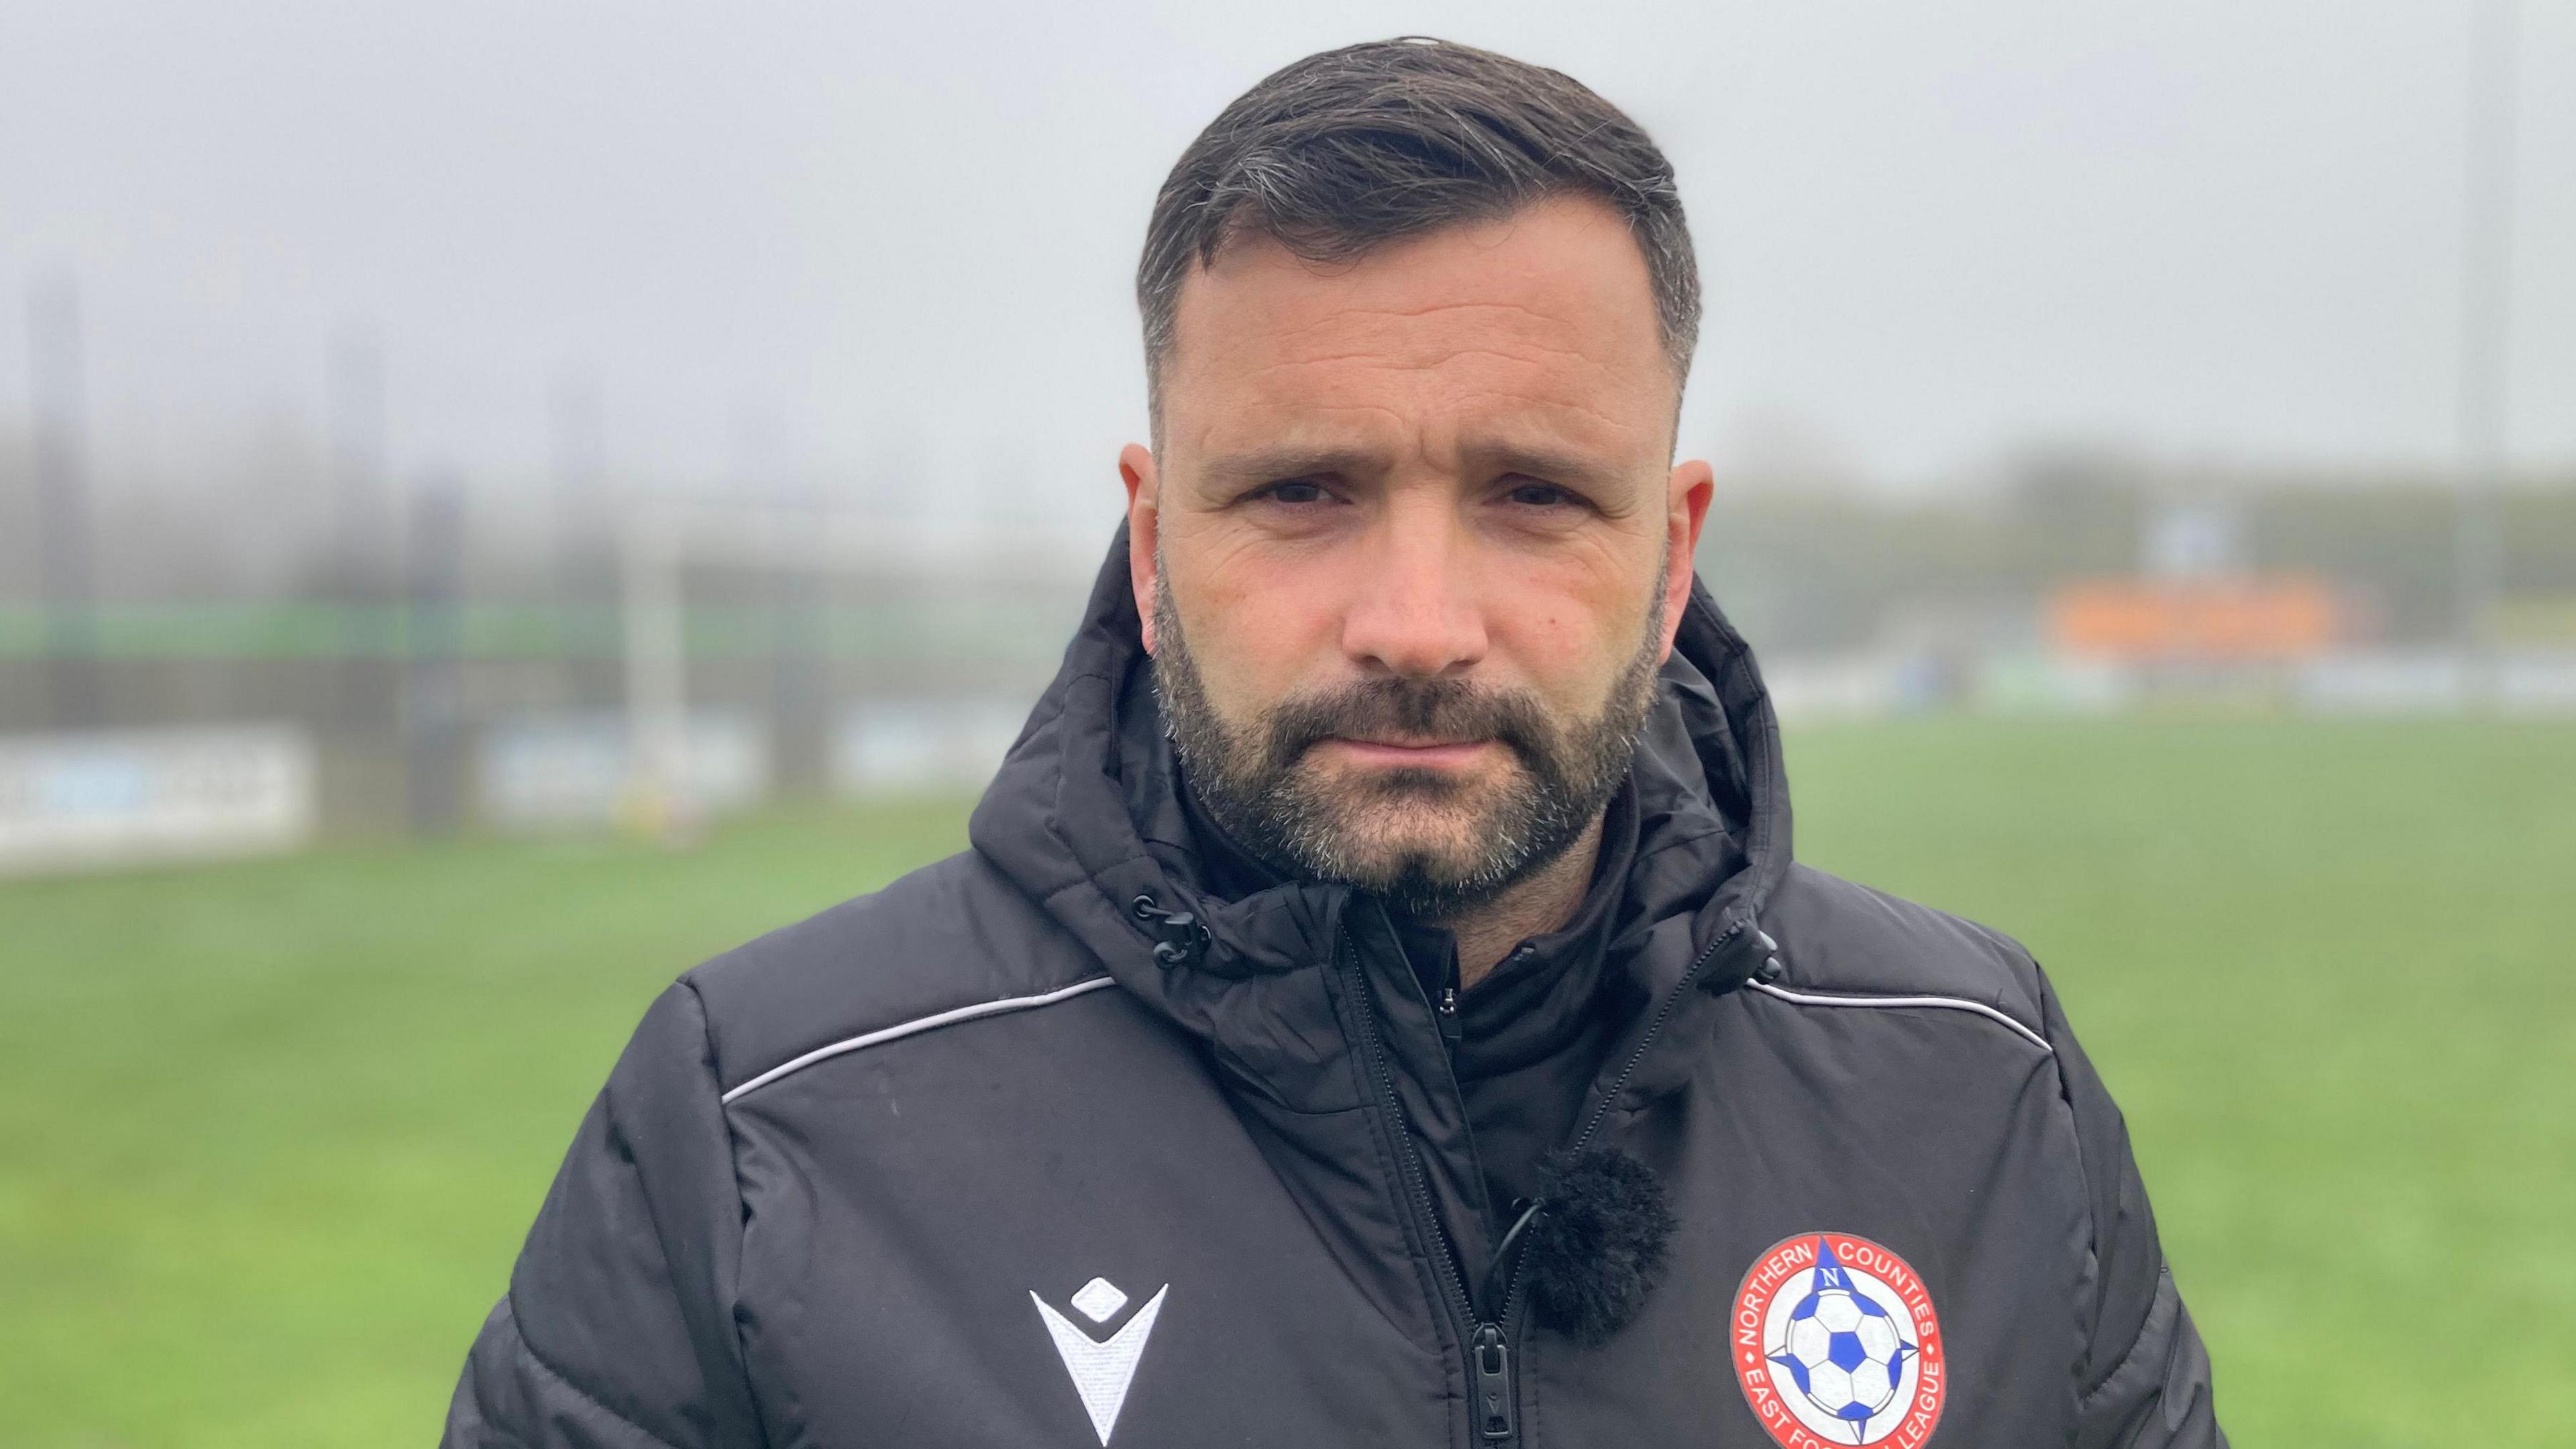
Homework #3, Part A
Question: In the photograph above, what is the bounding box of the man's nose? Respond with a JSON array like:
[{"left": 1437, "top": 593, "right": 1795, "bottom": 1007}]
[{"left": 1339, "top": 498, "right": 1488, "bottom": 679}]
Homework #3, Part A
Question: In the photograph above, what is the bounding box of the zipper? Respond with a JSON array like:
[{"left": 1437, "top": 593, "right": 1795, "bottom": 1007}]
[
  {"left": 1473, "top": 1198, "right": 1542, "bottom": 1441},
  {"left": 1341, "top": 916, "right": 1524, "bottom": 1444},
  {"left": 1564, "top": 915, "right": 1758, "bottom": 1156},
  {"left": 1470, "top": 1322, "right": 1515, "bottom": 1441},
  {"left": 1346, "top": 908, "right": 1765, "bottom": 1443}
]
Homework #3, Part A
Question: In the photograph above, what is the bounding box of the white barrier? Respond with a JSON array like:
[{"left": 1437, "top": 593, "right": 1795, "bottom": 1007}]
[
  {"left": 833, "top": 700, "right": 1028, "bottom": 796},
  {"left": 0, "top": 725, "right": 317, "bottom": 876},
  {"left": 2500, "top": 653, "right": 2576, "bottom": 716},
  {"left": 1760, "top": 656, "right": 1908, "bottom": 723},
  {"left": 1976, "top": 653, "right": 2142, "bottom": 714},
  {"left": 2296, "top": 653, "right": 2473, "bottom": 715},
  {"left": 480, "top": 711, "right": 771, "bottom": 829},
  {"left": 2294, "top": 651, "right": 2576, "bottom": 717}
]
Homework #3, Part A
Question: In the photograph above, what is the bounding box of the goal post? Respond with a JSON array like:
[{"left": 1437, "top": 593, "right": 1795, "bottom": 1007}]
[{"left": 614, "top": 497, "right": 1091, "bottom": 843}]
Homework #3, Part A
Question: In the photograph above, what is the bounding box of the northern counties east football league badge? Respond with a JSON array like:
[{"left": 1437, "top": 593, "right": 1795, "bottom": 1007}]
[{"left": 1732, "top": 1232, "right": 1946, "bottom": 1448}]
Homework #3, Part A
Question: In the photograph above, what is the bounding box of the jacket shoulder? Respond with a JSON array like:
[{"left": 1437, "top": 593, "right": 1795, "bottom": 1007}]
[
  {"left": 681, "top": 848, "right": 1098, "bottom": 1098},
  {"left": 1760, "top": 861, "right": 2051, "bottom": 1040}
]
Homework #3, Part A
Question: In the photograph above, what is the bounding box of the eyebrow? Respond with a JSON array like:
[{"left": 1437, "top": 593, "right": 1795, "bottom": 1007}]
[
  {"left": 1468, "top": 441, "right": 1627, "bottom": 494},
  {"left": 1197, "top": 444, "right": 1386, "bottom": 487},
  {"left": 1195, "top": 438, "right": 1627, "bottom": 494}
]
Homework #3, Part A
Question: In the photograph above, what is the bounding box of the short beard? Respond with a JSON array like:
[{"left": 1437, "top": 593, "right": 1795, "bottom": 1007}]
[{"left": 1151, "top": 559, "right": 1666, "bottom": 922}]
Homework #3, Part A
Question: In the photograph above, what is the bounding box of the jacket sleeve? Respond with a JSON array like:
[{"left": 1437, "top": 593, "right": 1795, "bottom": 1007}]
[
  {"left": 2039, "top": 969, "right": 2229, "bottom": 1449},
  {"left": 443, "top": 981, "right": 765, "bottom": 1448}
]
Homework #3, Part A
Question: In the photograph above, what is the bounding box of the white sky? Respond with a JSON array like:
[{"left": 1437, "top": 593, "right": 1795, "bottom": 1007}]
[{"left": 2, "top": 0, "right": 2571, "bottom": 515}]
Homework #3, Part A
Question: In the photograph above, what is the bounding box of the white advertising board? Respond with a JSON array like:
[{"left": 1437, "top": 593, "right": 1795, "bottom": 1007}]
[{"left": 0, "top": 725, "right": 318, "bottom": 876}]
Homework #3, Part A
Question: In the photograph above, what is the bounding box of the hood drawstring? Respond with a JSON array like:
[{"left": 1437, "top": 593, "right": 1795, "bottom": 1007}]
[
  {"left": 1748, "top": 927, "right": 1787, "bottom": 985},
  {"left": 1130, "top": 893, "right": 1213, "bottom": 968}
]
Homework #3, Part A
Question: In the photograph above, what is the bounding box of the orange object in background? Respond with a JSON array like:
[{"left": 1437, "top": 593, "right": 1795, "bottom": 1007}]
[{"left": 2048, "top": 576, "right": 2344, "bottom": 661}]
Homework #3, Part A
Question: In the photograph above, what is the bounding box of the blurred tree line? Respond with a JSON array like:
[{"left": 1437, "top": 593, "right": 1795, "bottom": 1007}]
[
  {"left": 3, "top": 422, "right": 2573, "bottom": 663},
  {"left": 1700, "top": 447, "right": 2576, "bottom": 653}
]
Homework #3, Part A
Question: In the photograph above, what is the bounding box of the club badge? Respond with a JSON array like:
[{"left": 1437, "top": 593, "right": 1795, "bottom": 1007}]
[{"left": 1731, "top": 1232, "right": 1945, "bottom": 1448}]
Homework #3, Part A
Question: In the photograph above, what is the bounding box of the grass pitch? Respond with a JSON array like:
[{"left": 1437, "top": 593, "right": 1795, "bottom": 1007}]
[{"left": 2, "top": 720, "right": 2568, "bottom": 1446}]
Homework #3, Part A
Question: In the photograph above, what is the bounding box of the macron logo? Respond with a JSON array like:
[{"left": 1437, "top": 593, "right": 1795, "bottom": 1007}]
[{"left": 1031, "top": 1277, "right": 1168, "bottom": 1445}]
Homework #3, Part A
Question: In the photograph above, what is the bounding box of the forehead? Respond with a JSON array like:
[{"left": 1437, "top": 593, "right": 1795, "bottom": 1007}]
[{"left": 1159, "top": 195, "right": 1674, "bottom": 464}]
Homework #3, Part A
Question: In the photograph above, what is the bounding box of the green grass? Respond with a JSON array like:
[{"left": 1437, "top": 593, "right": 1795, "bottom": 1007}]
[
  {"left": 1786, "top": 719, "right": 2576, "bottom": 1444},
  {"left": 0, "top": 800, "right": 973, "bottom": 1449},
  {"left": 3, "top": 721, "right": 2569, "bottom": 1446}
]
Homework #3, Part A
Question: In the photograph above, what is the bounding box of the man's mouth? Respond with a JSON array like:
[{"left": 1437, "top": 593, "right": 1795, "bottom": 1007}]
[{"left": 1313, "top": 736, "right": 1499, "bottom": 768}]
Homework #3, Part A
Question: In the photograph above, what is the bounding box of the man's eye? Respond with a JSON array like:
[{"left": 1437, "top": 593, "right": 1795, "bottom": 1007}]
[
  {"left": 1502, "top": 481, "right": 1578, "bottom": 508},
  {"left": 1260, "top": 479, "right": 1331, "bottom": 505}
]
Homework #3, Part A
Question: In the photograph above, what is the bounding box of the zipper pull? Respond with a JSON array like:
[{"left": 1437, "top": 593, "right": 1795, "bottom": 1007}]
[
  {"left": 1472, "top": 1322, "right": 1515, "bottom": 1440},
  {"left": 1435, "top": 938, "right": 1464, "bottom": 1054}
]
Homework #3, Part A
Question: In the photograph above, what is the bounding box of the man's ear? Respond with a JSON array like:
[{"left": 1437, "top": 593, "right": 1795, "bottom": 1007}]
[
  {"left": 1120, "top": 443, "right": 1160, "bottom": 654},
  {"left": 1659, "top": 458, "right": 1714, "bottom": 660}
]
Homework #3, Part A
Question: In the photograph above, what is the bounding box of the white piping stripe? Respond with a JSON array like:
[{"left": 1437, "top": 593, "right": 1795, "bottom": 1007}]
[
  {"left": 721, "top": 975, "right": 1120, "bottom": 1104},
  {"left": 1748, "top": 979, "right": 2054, "bottom": 1053}
]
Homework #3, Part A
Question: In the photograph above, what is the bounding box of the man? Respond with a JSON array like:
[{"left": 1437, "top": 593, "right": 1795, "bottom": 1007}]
[{"left": 446, "top": 38, "right": 2223, "bottom": 1449}]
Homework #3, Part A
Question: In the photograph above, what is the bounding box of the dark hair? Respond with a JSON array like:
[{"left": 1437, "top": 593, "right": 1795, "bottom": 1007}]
[{"left": 1137, "top": 37, "right": 1701, "bottom": 429}]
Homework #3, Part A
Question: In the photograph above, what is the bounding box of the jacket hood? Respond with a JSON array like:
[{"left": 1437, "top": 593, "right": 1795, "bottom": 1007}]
[{"left": 968, "top": 523, "right": 1793, "bottom": 1107}]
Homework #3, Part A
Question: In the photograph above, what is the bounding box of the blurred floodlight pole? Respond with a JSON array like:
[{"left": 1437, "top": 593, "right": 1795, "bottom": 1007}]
[
  {"left": 327, "top": 327, "right": 388, "bottom": 594},
  {"left": 551, "top": 368, "right": 607, "bottom": 592},
  {"left": 326, "top": 327, "right": 394, "bottom": 733},
  {"left": 403, "top": 476, "right": 469, "bottom": 835},
  {"left": 621, "top": 501, "right": 694, "bottom": 843},
  {"left": 2455, "top": 0, "right": 2518, "bottom": 661},
  {"left": 26, "top": 272, "right": 102, "bottom": 729}
]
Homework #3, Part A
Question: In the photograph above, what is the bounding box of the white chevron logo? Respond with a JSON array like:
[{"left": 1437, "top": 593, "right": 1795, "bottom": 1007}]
[{"left": 1032, "top": 1277, "right": 1167, "bottom": 1445}]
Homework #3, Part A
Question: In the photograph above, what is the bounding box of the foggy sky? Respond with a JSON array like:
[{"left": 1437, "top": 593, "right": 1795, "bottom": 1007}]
[{"left": 3, "top": 0, "right": 2571, "bottom": 518}]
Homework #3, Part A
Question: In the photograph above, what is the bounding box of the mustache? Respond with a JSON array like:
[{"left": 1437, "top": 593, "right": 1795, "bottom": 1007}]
[{"left": 1258, "top": 676, "right": 1557, "bottom": 770}]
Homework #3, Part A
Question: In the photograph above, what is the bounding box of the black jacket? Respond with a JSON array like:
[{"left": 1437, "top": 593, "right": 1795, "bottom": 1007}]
[{"left": 445, "top": 531, "right": 2224, "bottom": 1448}]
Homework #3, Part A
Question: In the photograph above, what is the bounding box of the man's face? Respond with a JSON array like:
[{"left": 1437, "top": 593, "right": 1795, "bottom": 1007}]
[{"left": 1123, "top": 195, "right": 1712, "bottom": 916}]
